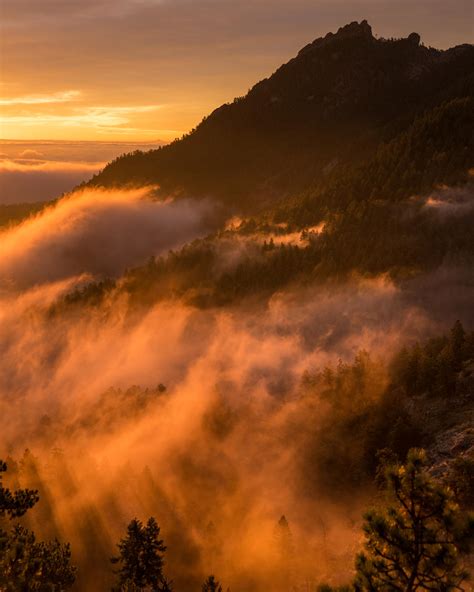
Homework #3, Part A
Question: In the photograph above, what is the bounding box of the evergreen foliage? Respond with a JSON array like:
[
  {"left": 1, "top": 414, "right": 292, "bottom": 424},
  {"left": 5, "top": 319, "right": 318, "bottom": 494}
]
[
  {"left": 0, "top": 525, "right": 76, "bottom": 592},
  {"left": 319, "top": 449, "right": 474, "bottom": 591},
  {"left": 354, "top": 449, "right": 474, "bottom": 591},
  {"left": 273, "top": 515, "right": 295, "bottom": 589},
  {"left": 202, "top": 575, "right": 223, "bottom": 592},
  {"left": 111, "top": 517, "right": 170, "bottom": 592},
  {"left": 390, "top": 320, "right": 474, "bottom": 398},
  {"left": 0, "top": 202, "right": 49, "bottom": 229},
  {"left": 0, "top": 459, "right": 39, "bottom": 519},
  {"left": 0, "top": 460, "right": 76, "bottom": 591},
  {"left": 301, "top": 322, "right": 474, "bottom": 493}
]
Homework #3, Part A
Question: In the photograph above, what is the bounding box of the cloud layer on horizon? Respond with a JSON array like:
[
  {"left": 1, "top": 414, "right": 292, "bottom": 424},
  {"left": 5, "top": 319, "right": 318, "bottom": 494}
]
[{"left": 0, "top": 140, "right": 163, "bottom": 203}]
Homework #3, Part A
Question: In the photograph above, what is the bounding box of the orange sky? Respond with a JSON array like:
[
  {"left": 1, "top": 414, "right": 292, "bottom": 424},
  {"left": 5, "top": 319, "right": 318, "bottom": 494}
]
[{"left": 1, "top": 0, "right": 472, "bottom": 142}]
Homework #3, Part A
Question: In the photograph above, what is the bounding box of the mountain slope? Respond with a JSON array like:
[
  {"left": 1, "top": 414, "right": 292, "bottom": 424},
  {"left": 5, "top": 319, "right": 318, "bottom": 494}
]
[
  {"left": 57, "top": 21, "right": 474, "bottom": 312},
  {"left": 88, "top": 21, "right": 474, "bottom": 211}
]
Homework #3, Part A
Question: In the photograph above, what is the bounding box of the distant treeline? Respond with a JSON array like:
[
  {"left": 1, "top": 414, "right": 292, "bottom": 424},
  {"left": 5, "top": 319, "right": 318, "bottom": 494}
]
[{"left": 0, "top": 201, "right": 50, "bottom": 229}]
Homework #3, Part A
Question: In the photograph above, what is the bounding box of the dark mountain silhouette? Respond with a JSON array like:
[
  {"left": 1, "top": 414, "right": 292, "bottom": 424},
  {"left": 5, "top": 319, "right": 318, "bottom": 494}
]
[{"left": 88, "top": 21, "right": 474, "bottom": 211}]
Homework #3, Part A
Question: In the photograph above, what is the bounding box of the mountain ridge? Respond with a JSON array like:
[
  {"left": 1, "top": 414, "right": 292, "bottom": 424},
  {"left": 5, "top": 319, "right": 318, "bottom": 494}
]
[{"left": 87, "top": 21, "right": 474, "bottom": 212}]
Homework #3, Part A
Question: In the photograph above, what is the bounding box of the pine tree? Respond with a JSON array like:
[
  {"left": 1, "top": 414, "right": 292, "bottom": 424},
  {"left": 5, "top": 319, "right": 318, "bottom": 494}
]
[
  {"left": 273, "top": 515, "right": 295, "bottom": 589},
  {"left": 354, "top": 449, "right": 474, "bottom": 591},
  {"left": 274, "top": 515, "right": 294, "bottom": 560},
  {"left": 111, "top": 517, "right": 170, "bottom": 592},
  {"left": 0, "top": 525, "right": 76, "bottom": 591},
  {"left": 202, "top": 575, "right": 223, "bottom": 592},
  {"left": 0, "top": 459, "right": 39, "bottom": 518},
  {"left": 0, "top": 459, "right": 76, "bottom": 591}
]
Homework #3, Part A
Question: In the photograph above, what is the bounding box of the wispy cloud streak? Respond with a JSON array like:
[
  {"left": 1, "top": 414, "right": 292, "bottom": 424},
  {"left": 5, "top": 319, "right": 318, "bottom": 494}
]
[
  {"left": 0, "top": 90, "right": 81, "bottom": 106},
  {"left": 0, "top": 104, "right": 165, "bottom": 134}
]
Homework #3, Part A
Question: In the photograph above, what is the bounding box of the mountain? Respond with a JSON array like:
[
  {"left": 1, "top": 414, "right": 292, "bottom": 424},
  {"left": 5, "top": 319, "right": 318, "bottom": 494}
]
[
  {"left": 57, "top": 21, "right": 474, "bottom": 311},
  {"left": 88, "top": 21, "right": 474, "bottom": 211}
]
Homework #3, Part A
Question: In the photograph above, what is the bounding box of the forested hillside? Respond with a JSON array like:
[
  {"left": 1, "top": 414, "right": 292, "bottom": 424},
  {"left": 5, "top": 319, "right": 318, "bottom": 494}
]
[
  {"left": 2, "top": 324, "right": 474, "bottom": 589},
  {"left": 61, "top": 21, "right": 474, "bottom": 312},
  {"left": 0, "top": 201, "right": 50, "bottom": 229},
  {"left": 2, "top": 20, "right": 474, "bottom": 592},
  {"left": 62, "top": 96, "right": 474, "bottom": 309},
  {"left": 87, "top": 21, "right": 474, "bottom": 211}
]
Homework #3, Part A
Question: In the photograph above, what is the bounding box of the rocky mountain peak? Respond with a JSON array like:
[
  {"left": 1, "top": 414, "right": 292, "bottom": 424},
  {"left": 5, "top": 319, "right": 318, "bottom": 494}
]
[
  {"left": 407, "top": 32, "right": 421, "bottom": 46},
  {"left": 298, "top": 19, "right": 374, "bottom": 55},
  {"left": 334, "top": 19, "right": 373, "bottom": 40}
]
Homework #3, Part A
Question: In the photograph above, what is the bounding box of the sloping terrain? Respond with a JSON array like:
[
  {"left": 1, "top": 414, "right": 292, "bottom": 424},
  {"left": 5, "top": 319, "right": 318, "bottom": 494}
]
[{"left": 87, "top": 21, "right": 474, "bottom": 211}]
